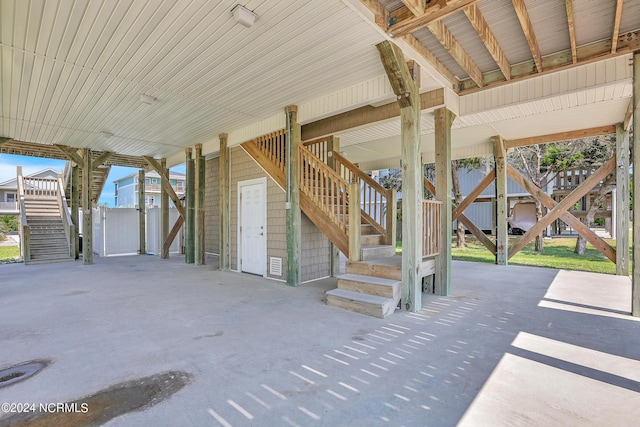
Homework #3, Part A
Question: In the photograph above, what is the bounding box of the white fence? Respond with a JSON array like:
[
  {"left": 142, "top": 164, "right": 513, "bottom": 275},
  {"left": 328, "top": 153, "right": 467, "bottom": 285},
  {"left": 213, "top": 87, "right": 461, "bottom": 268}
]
[{"left": 82, "top": 207, "right": 182, "bottom": 257}]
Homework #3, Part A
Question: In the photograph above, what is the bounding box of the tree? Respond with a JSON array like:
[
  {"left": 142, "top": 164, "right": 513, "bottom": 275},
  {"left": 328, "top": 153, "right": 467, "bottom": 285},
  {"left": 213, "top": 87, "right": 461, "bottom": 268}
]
[
  {"left": 379, "top": 168, "right": 402, "bottom": 192},
  {"left": 451, "top": 157, "right": 485, "bottom": 248}
]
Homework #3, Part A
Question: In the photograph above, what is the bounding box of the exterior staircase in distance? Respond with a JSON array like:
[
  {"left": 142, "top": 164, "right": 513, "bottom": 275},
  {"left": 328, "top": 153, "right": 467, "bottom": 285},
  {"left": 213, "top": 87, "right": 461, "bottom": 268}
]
[{"left": 18, "top": 168, "right": 75, "bottom": 265}]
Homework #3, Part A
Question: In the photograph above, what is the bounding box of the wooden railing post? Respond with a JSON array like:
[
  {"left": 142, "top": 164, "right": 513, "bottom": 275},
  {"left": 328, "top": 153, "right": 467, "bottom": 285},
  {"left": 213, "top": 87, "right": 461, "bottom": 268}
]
[
  {"left": 348, "top": 182, "right": 361, "bottom": 261},
  {"left": 386, "top": 189, "right": 397, "bottom": 246}
]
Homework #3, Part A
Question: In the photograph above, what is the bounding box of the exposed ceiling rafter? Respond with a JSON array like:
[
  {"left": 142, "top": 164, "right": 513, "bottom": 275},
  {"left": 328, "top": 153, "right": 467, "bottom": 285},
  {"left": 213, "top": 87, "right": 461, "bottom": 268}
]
[
  {"left": 427, "top": 20, "right": 484, "bottom": 87},
  {"left": 611, "top": 0, "right": 625, "bottom": 53},
  {"left": 400, "top": 0, "right": 427, "bottom": 17},
  {"left": 565, "top": 0, "right": 577, "bottom": 63},
  {"left": 464, "top": 4, "right": 511, "bottom": 80},
  {"left": 512, "top": 0, "right": 542, "bottom": 73},
  {"left": 387, "top": 0, "right": 482, "bottom": 38}
]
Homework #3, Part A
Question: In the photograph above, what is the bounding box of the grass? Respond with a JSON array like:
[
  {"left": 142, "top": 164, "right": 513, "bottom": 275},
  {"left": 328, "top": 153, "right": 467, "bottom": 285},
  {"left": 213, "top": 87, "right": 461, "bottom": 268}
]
[
  {"left": 0, "top": 245, "right": 20, "bottom": 262},
  {"left": 398, "top": 235, "right": 625, "bottom": 275}
]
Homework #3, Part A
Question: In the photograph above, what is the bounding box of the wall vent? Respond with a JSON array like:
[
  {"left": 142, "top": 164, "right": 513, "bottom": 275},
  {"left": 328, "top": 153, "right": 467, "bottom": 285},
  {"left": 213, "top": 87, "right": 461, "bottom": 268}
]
[{"left": 269, "top": 257, "right": 283, "bottom": 276}]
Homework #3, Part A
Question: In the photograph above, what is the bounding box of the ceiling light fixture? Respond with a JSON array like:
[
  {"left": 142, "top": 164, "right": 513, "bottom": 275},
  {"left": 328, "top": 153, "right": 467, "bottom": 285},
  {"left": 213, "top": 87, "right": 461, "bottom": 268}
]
[
  {"left": 231, "top": 4, "right": 258, "bottom": 27},
  {"left": 100, "top": 131, "right": 113, "bottom": 139},
  {"left": 140, "top": 94, "right": 157, "bottom": 105}
]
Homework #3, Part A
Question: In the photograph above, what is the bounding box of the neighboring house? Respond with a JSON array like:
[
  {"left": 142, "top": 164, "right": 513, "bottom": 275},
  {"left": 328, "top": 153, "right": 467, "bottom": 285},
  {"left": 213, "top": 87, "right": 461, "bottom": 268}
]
[
  {"left": 0, "top": 168, "right": 60, "bottom": 215},
  {"left": 114, "top": 170, "right": 186, "bottom": 208}
]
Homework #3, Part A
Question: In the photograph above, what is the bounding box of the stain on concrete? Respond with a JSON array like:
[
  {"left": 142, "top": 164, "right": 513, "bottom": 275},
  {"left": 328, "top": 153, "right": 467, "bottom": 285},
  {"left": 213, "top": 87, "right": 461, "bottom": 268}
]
[
  {"left": 194, "top": 331, "right": 224, "bottom": 340},
  {"left": 0, "top": 360, "right": 49, "bottom": 389},
  {"left": 63, "top": 291, "right": 90, "bottom": 297},
  {"left": 0, "top": 371, "right": 192, "bottom": 427}
]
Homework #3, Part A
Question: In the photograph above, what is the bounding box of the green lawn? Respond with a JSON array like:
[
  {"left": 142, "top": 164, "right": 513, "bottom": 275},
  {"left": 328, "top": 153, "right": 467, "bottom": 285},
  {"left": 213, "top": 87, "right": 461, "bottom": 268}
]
[
  {"left": 398, "top": 236, "right": 625, "bottom": 275},
  {"left": 0, "top": 245, "right": 20, "bottom": 261}
]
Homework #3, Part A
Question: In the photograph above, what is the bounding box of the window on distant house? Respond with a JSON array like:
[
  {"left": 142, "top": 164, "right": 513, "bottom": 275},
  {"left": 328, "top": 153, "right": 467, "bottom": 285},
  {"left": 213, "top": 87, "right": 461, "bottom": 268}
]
[
  {"left": 6, "top": 193, "right": 16, "bottom": 202},
  {"left": 145, "top": 178, "right": 151, "bottom": 185}
]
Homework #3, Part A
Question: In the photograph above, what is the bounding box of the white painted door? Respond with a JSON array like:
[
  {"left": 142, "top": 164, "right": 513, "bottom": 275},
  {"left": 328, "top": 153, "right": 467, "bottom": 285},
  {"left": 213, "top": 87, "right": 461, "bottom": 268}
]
[{"left": 240, "top": 179, "right": 266, "bottom": 275}]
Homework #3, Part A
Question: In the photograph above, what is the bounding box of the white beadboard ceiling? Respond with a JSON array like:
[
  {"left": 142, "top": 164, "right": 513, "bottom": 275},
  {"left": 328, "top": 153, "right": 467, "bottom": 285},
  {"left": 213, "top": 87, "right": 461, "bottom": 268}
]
[{"left": 1, "top": 0, "right": 639, "bottom": 167}]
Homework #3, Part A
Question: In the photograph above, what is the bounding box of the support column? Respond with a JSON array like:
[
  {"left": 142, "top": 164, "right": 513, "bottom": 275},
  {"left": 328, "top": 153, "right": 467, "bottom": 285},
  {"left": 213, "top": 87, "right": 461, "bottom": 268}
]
[
  {"left": 434, "top": 107, "right": 455, "bottom": 296},
  {"left": 632, "top": 52, "right": 640, "bottom": 316},
  {"left": 493, "top": 135, "right": 508, "bottom": 265},
  {"left": 285, "top": 105, "right": 302, "bottom": 286},
  {"left": 327, "top": 135, "right": 341, "bottom": 276},
  {"left": 616, "top": 123, "right": 630, "bottom": 276},
  {"left": 138, "top": 170, "right": 146, "bottom": 255},
  {"left": 71, "top": 164, "right": 80, "bottom": 259},
  {"left": 185, "top": 148, "right": 195, "bottom": 264},
  {"left": 82, "top": 149, "right": 93, "bottom": 264},
  {"left": 195, "top": 144, "right": 205, "bottom": 265},
  {"left": 219, "top": 134, "right": 230, "bottom": 271},
  {"left": 161, "top": 158, "right": 169, "bottom": 259}
]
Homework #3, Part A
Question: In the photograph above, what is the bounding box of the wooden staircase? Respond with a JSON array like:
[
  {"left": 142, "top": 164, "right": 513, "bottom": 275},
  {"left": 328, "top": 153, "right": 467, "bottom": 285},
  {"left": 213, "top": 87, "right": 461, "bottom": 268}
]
[
  {"left": 63, "top": 161, "right": 111, "bottom": 206},
  {"left": 242, "top": 131, "right": 405, "bottom": 317},
  {"left": 18, "top": 169, "right": 75, "bottom": 265}
]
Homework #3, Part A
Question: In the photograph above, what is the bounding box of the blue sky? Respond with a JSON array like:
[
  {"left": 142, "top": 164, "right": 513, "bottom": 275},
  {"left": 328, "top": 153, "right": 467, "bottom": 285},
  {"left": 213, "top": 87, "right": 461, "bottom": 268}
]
[{"left": 0, "top": 153, "right": 185, "bottom": 207}]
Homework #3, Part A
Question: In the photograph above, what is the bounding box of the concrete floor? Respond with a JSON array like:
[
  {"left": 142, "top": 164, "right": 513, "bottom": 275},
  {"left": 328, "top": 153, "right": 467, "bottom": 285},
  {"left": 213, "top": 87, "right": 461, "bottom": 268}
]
[{"left": 1, "top": 256, "right": 639, "bottom": 426}]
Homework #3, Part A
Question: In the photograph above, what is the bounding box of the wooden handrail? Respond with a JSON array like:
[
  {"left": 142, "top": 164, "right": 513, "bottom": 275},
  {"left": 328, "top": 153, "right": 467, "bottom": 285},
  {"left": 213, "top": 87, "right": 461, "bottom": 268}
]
[
  {"left": 253, "top": 129, "right": 287, "bottom": 174},
  {"left": 17, "top": 166, "right": 30, "bottom": 260},
  {"left": 302, "top": 136, "right": 329, "bottom": 163},
  {"left": 23, "top": 176, "right": 58, "bottom": 198},
  {"left": 332, "top": 151, "right": 392, "bottom": 240},
  {"left": 298, "top": 144, "right": 350, "bottom": 235},
  {"left": 57, "top": 174, "right": 75, "bottom": 257},
  {"left": 423, "top": 200, "right": 442, "bottom": 258}
]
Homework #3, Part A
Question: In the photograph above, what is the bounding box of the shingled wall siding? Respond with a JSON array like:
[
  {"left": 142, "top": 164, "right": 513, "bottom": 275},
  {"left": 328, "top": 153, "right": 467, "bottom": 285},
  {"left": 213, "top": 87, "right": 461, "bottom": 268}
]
[
  {"left": 229, "top": 146, "right": 330, "bottom": 282},
  {"left": 205, "top": 157, "right": 220, "bottom": 255}
]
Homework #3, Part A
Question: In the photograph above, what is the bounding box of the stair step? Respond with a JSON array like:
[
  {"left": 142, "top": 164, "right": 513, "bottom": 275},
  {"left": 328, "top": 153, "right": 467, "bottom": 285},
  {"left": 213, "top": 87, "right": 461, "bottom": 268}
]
[
  {"left": 361, "top": 245, "right": 396, "bottom": 261},
  {"left": 326, "top": 288, "right": 397, "bottom": 319},
  {"left": 360, "top": 234, "right": 384, "bottom": 246},
  {"left": 337, "top": 273, "right": 400, "bottom": 299},
  {"left": 346, "top": 259, "right": 402, "bottom": 281},
  {"left": 26, "top": 256, "right": 74, "bottom": 265}
]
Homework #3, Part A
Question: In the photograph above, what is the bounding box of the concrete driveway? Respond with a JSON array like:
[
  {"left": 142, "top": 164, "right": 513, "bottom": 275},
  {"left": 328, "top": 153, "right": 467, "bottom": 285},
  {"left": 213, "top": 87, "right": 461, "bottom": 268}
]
[{"left": 1, "top": 256, "right": 639, "bottom": 426}]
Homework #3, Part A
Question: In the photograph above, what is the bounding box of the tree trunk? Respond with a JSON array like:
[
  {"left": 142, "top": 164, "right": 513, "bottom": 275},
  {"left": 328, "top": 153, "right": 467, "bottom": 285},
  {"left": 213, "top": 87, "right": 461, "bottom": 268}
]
[
  {"left": 574, "top": 175, "right": 615, "bottom": 254},
  {"left": 451, "top": 160, "right": 465, "bottom": 248},
  {"left": 534, "top": 201, "right": 544, "bottom": 252}
]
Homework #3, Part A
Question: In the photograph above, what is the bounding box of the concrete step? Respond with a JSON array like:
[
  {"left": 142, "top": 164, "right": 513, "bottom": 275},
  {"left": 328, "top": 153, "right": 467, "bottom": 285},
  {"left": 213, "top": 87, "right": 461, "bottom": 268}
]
[
  {"left": 361, "top": 245, "right": 396, "bottom": 261},
  {"left": 337, "top": 273, "right": 400, "bottom": 300},
  {"left": 326, "top": 288, "right": 397, "bottom": 319}
]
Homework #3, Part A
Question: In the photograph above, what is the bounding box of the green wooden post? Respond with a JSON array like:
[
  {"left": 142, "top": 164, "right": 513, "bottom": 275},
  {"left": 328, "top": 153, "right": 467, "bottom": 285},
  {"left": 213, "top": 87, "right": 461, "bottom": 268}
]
[
  {"left": 285, "top": 105, "right": 302, "bottom": 286},
  {"left": 493, "top": 135, "right": 508, "bottom": 265},
  {"left": 185, "top": 148, "right": 194, "bottom": 264},
  {"left": 434, "top": 107, "right": 455, "bottom": 296},
  {"left": 632, "top": 52, "right": 640, "bottom": 316},
  {"left": 82, "top": 149, "right": 93, "bottom": 265},
  {"left": 615, "top": 123, "right": 629, "bottom": 276},
  {"left": 71, "top": 163, "right": 80, "bottom": 259},
  {"left": 219, "top": 134, "right": 230, "bottom": 271},
  {"left": 161, "top": 158, "right": 169, "bottom": 259},
  {"left": 195, "top": 144, "right": 205, "bottom": 265},
  {"left": 138, "top": 169, "right": 146, "bottom": 255}
]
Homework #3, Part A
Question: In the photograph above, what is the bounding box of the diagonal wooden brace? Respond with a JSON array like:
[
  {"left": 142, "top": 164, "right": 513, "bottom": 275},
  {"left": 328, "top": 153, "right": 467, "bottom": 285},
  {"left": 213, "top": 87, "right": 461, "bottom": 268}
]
[
  {"left": 508, "top": 158, "right": 616, "bottom": 258},
  {"left": 452, "top": 169, "right": 495, "bottom": 221},
  {"left": 143, "top": 156, "right": 185, "bottom": 219}
]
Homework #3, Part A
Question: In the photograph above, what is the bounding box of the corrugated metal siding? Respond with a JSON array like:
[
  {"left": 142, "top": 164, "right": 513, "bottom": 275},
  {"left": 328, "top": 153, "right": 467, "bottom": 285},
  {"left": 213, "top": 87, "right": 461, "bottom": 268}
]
[
  {"left": 573, "top": 0, "right": 616, "bottom": 45},
  {"left": 476, "top": 0, "right": 533, "bottom": 65},
  {"left": 525, "top": 0, "right": 570, "bottom": 57},
  {"left": 413, "top": 27, "right": 469, "bottom": 79},
  {"left": 620, "top": 0, "right": 640, "bottom": 34}
]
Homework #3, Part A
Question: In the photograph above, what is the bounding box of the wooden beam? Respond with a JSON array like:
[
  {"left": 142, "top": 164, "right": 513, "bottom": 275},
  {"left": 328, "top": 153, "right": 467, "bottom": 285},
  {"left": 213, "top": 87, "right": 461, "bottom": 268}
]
[
  {"left": 611, "top": 0, "right": 624, "bottom": 54},
  {"left": 348, "top": 182, "right": 362, "bottom": 262},
  {"left": 55, "top": 144, "right": 84, "bottom": 165},
  {"left": 506, "top": 126, "right": 616, "bottom": 149},
  {"left": 327, "top": 136, "right": 342, "bottom": 276},
  {"left": 71, "top": 164, "right": 80, "bottom": 259},
  {"left": 286, "top": 105, "right": 302, "bottom": 286},
  {"left": 360, "top": 0, "right": 388, "bottom": 28},
  {"left": 143, "top": 156, "right": 185, "bottom": 219},
  {"left": 92, "top": 151, "right": 114, "bottom": 170},
  {"left": 401, "top": 0, "right": 426, "bottom": 17},
  {"left": 452, "top": 169, "right": 495, "bottom": 220},
  {"left": 512, "top": 0, "right": 542, "bottom": 73},
  {"left": 82, "top": 149, "right": 93, "bottom": 265},
  {"left": 388, "top": 0, "right": 482, "bottom": 38},
  {"left": 507, "top": 165, "right": 616, "bottom": 263},
  {"left": 623, "top": 98, "right": 634, "bottom": 131},
  {"left": 565, "top": 0, "right": 577, "bottom": 63},
  {"left": 376, "top": 41, "right": 420, "bottom": 107},
  {"left": 161, "top": 158, "right": 169, "bottom": 259},
  {"left": 301, "top": 88, "right": 444, "bottom": 141},
  {"left": 138, "top": 170, "right": 146, "bottom": 255},
  {"left": 0, "top": 137, "right": 12, "bottom": 146},
  {"left": 195, "top": 144, "right": 205, "bottom": 265},
  {"left": 633, "top": 52, "right": 640, "bottom": 317},
  {"left": 493, "top": 136, "right": 508, "bottom": 265},
  {"left": 459, "top": 30, "right": 640, "bottom": 92},
  {"left": 434, "top": 107, "right": 455, "bottom": 297},
  {"left": 219, "top": 134, "right": 230, "bottom": 271},
  {"left": 164, "top": 216, "right": 184, "bottom": 256},
  {"left": 616, "top": 123, "right": 630, "bottom": 275},
  {"left": 509, "top": 158, "right": 616, "bottom": 258},
  {"left": 464, "top": 4, "right": 511, "bottom": 80},
  {"left": 402, "top": 35, "right": 457, "bottom": 89},
  {"left": 427, "top": 20, "right": 484, "bottom": 87},
  {"left": 185, "top": 149, "right": 194, "bottom": 264}
]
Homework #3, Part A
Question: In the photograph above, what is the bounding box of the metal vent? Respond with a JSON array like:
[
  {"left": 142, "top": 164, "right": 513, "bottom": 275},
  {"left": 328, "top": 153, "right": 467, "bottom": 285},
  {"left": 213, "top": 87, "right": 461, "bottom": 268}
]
[{"left": 269, "top": 257, "right": 283, "bottom": 276}]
